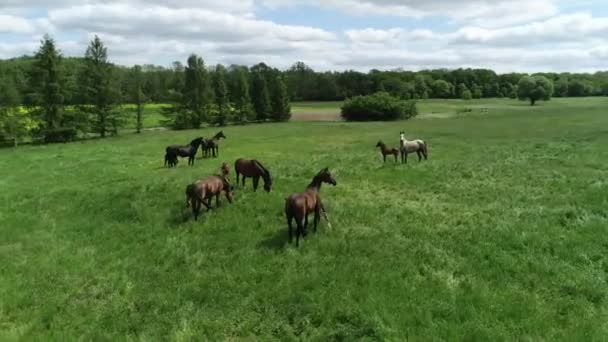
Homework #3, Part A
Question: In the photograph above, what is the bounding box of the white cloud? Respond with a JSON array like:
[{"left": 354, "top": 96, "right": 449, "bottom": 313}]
[
  {"left": 0, "top": 14, "right": 36, "bottom": 34},
  {"left": 1, "top": 0, "right": 607, "bottom": 73}
]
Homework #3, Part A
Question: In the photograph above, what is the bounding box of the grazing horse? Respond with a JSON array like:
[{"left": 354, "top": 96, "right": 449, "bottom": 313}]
[
  {"left": 221, "top": 162, "right": 230, "bottom": 177},
  {"left": 234, "top": 158, "right": 273, "bottom": 192},
  {"left": 185, "top": 175, "right": 234, "bottom": 221},
  {"left": 285, "top": 168, "right": 336, "bottom": 247},
  {"left": 376, "top": 141, "right": 399, "bottom": 163},
  {"left": 202, "top": 131, "right": 226, "bottom": 158},
  {"left": 399, "top": 131, "right": 428, "bottom": 164},
  {"left": 165, "top": 137, "right": 204, "bottom": 167}
]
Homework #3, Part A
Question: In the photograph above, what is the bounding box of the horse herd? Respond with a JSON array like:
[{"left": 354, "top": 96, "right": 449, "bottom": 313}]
[{"left": 165, "top": 130, "right": 428, "bottom": 247}]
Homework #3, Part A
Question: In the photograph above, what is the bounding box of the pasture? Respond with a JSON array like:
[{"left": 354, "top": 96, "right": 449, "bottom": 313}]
[{"left": 1, "top": 98, "right": 608, "bottom": 339}]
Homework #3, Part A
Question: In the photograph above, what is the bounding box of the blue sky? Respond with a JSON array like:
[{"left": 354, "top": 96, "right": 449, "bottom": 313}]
[{"left": 1, "top": 0, "right": 607, "bottom": 72}]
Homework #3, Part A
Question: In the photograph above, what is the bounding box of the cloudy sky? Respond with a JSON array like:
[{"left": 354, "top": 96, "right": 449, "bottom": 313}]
[{"left": 1, "top": 0, "right": 607, "bottom": 72}]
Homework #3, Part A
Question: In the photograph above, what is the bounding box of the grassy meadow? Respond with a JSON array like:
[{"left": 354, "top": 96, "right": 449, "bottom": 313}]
[{"left": 1, "top": 98, "right": 608, "bottom": 339}]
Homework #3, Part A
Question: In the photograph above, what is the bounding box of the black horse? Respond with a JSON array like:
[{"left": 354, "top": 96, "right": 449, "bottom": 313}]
[
  {"left": 165, "top": 137, "right": 204, "bottom": 167},
  {"left": 202, "top": 131, "right": 226, "bottom": 158}
]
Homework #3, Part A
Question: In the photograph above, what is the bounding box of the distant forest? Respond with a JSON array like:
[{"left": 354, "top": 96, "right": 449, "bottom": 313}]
[{"left": 2, "top": 55, "right": 608, "bottom": 105}]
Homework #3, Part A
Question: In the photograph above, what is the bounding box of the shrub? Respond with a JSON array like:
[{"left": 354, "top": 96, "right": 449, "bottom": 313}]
[
  {"left": 462, "top": 90, "right": 473, "bottom": 100},
  {"left": 43, "top": 127, "right": 78, "bottom": 143},
  {"left": 341, "top": 92, "right": 417, "bottom": 122}
]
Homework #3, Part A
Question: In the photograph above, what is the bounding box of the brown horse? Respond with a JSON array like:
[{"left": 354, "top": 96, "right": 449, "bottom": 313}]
[
  {"left": 234, "top": 158, "right": 272, "bottom": 192},
  {"left": 202, "top": 131, "right": 226, "bottom": 158},
  {"left": 399, "top": 131, "right": 428, "bottom": 164},
  {"left": 221, "top": 162, "right": 230, "bottom": 177},
  {"left": 285, "top": 168, "right": 336, "bottom": 247},
  {"left": 376, "top": 141, "right": 399, "bottom": 163},
  {"left": 186, "top": 175, "right": 234, "bottom": 221}
]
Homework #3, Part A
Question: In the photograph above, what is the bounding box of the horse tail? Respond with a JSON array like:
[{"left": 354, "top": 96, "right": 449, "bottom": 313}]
[{"left": 421, "top": 141, "right": 428, "bottom": 159}]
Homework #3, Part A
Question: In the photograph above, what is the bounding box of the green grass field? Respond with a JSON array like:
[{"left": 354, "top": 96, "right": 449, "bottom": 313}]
[{"left": 2, "top": 98, "right": 608, "bottom": 339}]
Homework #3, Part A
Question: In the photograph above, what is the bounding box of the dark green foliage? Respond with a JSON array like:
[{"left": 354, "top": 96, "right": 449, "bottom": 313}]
[
  {"left": 212, "top": 64, "right": 230, "bottom": 126},
  {"left": 232, "top": 68, "right": 254, "bottom": 124},
  {"left": 25, "top": 35, "right": 65, "bottom": 133},
  {"left": 432, "top": 79, "right": 454, "bottom": 98},
  {"left": 42, "top": 127, "right": 77, "bottom": 143},
  {"left": 341, "top": 92, "right": 417, "bottom": 121},
  {"left": 462, "top": 89, "right": 473, "bottom": 100},
  {"left": 252, "top": 72, "right": 271, "bottom": 122},
  {"left": 130, "top": 65, "right": 146, "bottom": 133},
  {"left": 270, "top": 76, "right": 291, "bottom": 122},
  {"left": 78, "top": 36, "right": 123, "bottom": 137},
  {"left": 518, "top": 76, "right": 554, "bottom": 106}
]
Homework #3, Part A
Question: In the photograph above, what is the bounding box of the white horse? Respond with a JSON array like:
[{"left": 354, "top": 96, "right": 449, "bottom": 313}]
[{"left": 399, "top": 131, "right": 428, "bottom": 164}]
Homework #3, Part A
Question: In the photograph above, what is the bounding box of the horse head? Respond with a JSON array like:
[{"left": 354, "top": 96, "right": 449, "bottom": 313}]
[
  {"left": 215, "top": 131, "right": 226, "bottom": 140},
  {"left": 190, "top": 137, "right": 204, "bottom": 147},
  {"left": 316, "top": 167, "right": 337, "bottom": 186},
  {"left": 376, "top": 141, "right": 384, "bottom": 148}
]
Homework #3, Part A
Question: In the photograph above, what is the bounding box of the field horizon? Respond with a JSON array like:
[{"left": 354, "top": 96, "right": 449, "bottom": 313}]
[{"left": 2, "top": 97, "right": 608, "bottom": 339}]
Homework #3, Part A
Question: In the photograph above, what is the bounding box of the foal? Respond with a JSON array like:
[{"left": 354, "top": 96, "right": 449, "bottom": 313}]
[
  {"left": 285, "top": 168, "right": 336, "bottom": 247},
  {"left": 376, "top": 141, "right": 399, "bottom": 163},
  {"left": 234, "top": 158, "right": 272, "bottom": 192}
]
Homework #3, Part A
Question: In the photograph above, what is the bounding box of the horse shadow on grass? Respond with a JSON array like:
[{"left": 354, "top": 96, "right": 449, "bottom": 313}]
[
  {"left": 166, "top": 201, "right": 194, "bottom": 227},
  {"left": 257, "top": 228, "right": 289, "bottom": 251}
]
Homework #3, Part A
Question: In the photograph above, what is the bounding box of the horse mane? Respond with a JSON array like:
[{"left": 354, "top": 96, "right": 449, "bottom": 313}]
[
  {"left": 189, "top": 137, "right": 203, "bottom": 146},
  {"left": 253, "top": 160, "right": 271, "bottom": 182}
]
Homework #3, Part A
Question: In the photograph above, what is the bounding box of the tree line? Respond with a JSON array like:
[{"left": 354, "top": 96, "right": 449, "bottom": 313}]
[
  {"left": 0, "top": 35, "right": 290, "bottom": 145},
  {"left": 3, "top": 34, "right": 608, "bottom": 145}
]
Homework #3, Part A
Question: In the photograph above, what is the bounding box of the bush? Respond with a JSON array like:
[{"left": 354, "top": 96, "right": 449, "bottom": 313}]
[
  {"left": 43, "top": 127, "right": 78, "bottom": 143},
  {"left": 341, "top": 92, "right": 417, "bottom": 121},
  {"left": 462, "top": 90, "right": 473, "bottom": 100}
]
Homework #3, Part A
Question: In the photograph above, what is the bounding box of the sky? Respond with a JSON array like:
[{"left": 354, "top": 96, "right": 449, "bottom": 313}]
[{"left": 0, "top": 0, "right": 607, "bottom": 72}]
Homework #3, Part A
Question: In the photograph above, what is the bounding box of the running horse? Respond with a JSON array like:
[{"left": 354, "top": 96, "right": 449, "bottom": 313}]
[
  {"left": 202, "top": 131, "right": 227, "bottom": 158},
  {"left": 165, "top": 137, "right": 204, "bottom": 167},
  {"left": 285, "top": 168, "right": 336, "bottom": 247},
  {"left": 234, "top": 158, "right": 272, "bottom": 192},
  {"left": 399, "top": 131, "right": 428, "bottom": 164}
]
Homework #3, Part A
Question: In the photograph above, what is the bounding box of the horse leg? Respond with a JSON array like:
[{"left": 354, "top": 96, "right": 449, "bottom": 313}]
[
  {"left": 236, "top": 171, "right": 240, "bottom": 186},
  {"left": 216, "top": 193, "right": 221, "bottom": 207},
  {"left": 400, "top": 150, "right": 405, "bottom": 164},
  {"left": 287, "top": 214, "right": 294, "bottom": 243},
  {"left": 383, "top": 154, "right": 386, "bottom": 163},
  {"left": 253, "top": 177, "right": 259, "bottom": 192},
  {"left": 404, "top": 153, "right": 408, "bottom": 164},
  {"left": 303, "top": 213, "right": 309, "bottom": 237},
  {"left": 242, "top": 177, "right": 246, "bottom": 188},
  {"left": 295, "top": 217, "right": 303, "bottom": 247},
  {"left": 394, "top": 152, "right": 398, "bottom": 163},
  {"left": 417, "top": 151, "right": 422, "bottom": 162},
  {"left": 314, "top": 206, "right": 320, "bottom": 233}
]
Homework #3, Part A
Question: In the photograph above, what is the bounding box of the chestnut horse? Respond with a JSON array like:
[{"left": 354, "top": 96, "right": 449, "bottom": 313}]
[
  {"left": 285, "top": 168, "right": 336, "bottom": 247},
  {"left": 186, "top": 175, "right": 234, "bottom": 221},
  {"left": 234, "top": 158, "right": 272, "bottom": 192},
  {"left": 399, "top": 131, "right": 428, "bottom": 164},
  {"left": 376, "top": 141, "right": 399, "bottom": 163}
]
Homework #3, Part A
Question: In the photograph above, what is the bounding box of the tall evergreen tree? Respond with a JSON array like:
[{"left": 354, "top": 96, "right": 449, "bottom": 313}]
[
  {"left": 252, "top": 72, "right": 271, "bottom": 122},
  {"left": 270, "top": 76, "right": 291, "bottom": 122},
  {"left": 233, "top": 68, "right": 254, "bottom": 124},
  {"left": 25, "top": 35, "right": 64, "bottom": 133},
  {"left": 130, "top": 65, "right": 146, "bottom": 133},
  {"left": 213, "top": 64, "right": 229, "bottom": 126},
  {"left": 79, "top": 35, "right": 122, "bottom": 137}
]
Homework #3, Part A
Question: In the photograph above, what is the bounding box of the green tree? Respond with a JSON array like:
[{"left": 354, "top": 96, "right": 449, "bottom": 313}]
[
  {"left": 271, "top": 76, "right": 291, "bottom": 122},
  {"left": 0, "top": 78, "right": 39, "bottom": 146},
  {"left": 233, "top": 68, "right": 254, "bottom": 124},
  {"left": 462, "top": 89, "right": 473, "bottom": 100},
  {"left": 554, "top": 78, "right": 569, "bottom": 97},
  {"left": 457, "top": 83, "right": 469, "bottom": 98},
  {"left": 472, "top": 84, "right": 483, "bottom": 99},
  {"left": 25, "top": 35, "right": 64, "bottom": 133},
  {"left": 252, "top": 72, "right": 271, "bottom": 122},
  {"left": 130, "top": 65, "right": 146, "bottom": 133},
  {"left": 414, "top": 75, "right": 429, "bottom": 99},
  {"left": 183, "top": 54, "right": 208, "bottom": 128},
  {"left": 213, "top": 64, "right": 230, "bottom": 126},
  {"left": 432, "top": 80, "right": 453, "bottom": 98},
  {"left": 518, "top": 76, "right": 554, "bottom": 106},
  {"left": 79, "top": 35, "right": 122, "bottom": 137}
]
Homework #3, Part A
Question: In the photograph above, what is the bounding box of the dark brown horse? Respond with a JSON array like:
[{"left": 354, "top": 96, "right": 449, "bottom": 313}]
[
  {"left": 186, "top": 175, "right": 234, "bottom": 221},
  {"left": 285, "top": 168, "right": 336, "bottom": 247},
  {"left": 165, "top": 137, "right": 204, "bottom": 167},
  {"left": 376, "top": 141, "right": 399, "bottom": 163},
  {"left": 234, "top": 158, "right": 272, "bottom": 192},
  {"left": 202, "top": 131, "right": 226, "bottom": 158}
]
